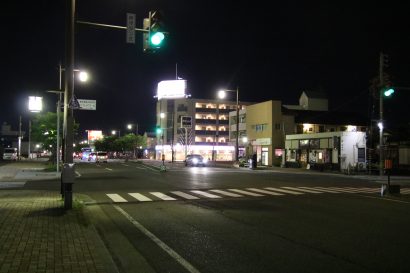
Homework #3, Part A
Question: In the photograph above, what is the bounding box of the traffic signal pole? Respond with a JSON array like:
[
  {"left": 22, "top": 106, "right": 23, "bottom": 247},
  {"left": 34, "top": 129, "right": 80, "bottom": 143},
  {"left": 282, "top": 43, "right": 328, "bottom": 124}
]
[{"left": 379, "top": 52, "right": 384, "bottom": 177}]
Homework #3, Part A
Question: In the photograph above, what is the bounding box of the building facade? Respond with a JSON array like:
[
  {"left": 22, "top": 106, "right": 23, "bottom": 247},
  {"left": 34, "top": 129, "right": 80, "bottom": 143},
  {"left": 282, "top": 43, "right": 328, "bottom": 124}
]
[{"left": 155, "top": 98, "right": 250, "bottom": 161}]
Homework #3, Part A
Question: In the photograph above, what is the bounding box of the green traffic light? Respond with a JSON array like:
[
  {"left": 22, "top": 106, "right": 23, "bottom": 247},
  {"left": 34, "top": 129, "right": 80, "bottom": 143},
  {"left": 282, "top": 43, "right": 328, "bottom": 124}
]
[
  {"left": 156, "top": 128, "right": 162, "bottom": 134},
  {"left": 384, "top": 88, "right": 395, "bottom": 97},
  {"left": 150, "top": 32, "right": 165, "bottom": 46}
]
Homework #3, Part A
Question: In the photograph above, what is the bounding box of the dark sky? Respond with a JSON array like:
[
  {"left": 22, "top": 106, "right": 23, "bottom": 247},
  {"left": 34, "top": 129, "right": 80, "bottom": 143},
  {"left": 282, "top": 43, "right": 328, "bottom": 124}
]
[{"left": 2, "top": 1, "right": 409, "bottom": 138}]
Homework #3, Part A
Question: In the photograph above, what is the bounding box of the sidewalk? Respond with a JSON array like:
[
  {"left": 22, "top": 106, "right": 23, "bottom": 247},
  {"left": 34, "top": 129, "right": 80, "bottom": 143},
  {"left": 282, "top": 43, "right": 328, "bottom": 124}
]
[{"left": 0, "top": 162, "right": 119, "bottom": 273}]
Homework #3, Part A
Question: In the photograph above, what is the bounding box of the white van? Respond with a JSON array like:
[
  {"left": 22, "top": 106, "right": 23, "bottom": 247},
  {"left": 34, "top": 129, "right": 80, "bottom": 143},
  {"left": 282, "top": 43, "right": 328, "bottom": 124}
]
[{"left": 3, "top": 147, "right": 17, "bottom": 161}]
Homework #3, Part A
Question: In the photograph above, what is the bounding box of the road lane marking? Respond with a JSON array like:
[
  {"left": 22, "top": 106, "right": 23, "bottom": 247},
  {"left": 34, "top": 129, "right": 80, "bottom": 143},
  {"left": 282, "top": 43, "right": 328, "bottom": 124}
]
[
  {"left": 135, "top": 166, "right": 146, "bottom": 169},
  {"left": 129, "top": 193, "right": 152, "bottom": 202},
  {"left": 106, "top": 194, "right": 127, "bottom": 203},
  {"left": 209, "top": 189, "right": 243, "bottom": 197},
  {"left": 190, "top": 190, "right": 222, "bottom": 198},
  {"left": 171, "top": 191, "right": 200, "bottom": 200},
  {"left": 281, "top": 187, "right": 323, "bottom": 193},
  {"left": 150, "top": 192, "right": 177, "bottom": 201},
  {"left": 265, "top": 187, "right": 304, "bottom": 195},
  {"left": 75, "top": 171, "right": 82, "bottom": 177},
  {"left": 309, "top": 187, "right": 344, "bottom": 193},
  {"left": 247, "top": 188, "right": 284, "bottom": 196},
  {"left": 0, "top": 182, "right": 26, "bottom": 188},
  {"left": 228, "top": 189, "right": 264, "bottom": 196},
  {"left": 105, "top": 168, "right": 113, "bottom": 171},
  {"left": 122, "top": 164, "right": 130, "bottom": 167},
  {"left": 113, "top": 205, "right": 201, "bottom": 273}
]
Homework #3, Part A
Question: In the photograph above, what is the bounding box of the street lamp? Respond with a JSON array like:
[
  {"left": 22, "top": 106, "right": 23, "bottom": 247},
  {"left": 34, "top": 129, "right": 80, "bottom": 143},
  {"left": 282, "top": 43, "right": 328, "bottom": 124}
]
[
  {"left": 218, "top": 87, "right": 239, "bottom": 161},
  {"left": 127, "top": 123, "right": 139, "bottom": 135},
  {"left": 111, "top": 130, "right": 121, "bottom": 137}
]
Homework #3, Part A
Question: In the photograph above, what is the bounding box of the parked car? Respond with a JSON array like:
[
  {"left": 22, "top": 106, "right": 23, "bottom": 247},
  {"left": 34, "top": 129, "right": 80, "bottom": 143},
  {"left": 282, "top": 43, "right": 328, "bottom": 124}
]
[
  {"left": 2, "top": 147, "right": 17, "bottom": 161},
  {"left": 96, "top": 151, "right": 108, "bottom": 163},
  {"left": 184, "top": 154, "right": 208, "bottom": 167}
]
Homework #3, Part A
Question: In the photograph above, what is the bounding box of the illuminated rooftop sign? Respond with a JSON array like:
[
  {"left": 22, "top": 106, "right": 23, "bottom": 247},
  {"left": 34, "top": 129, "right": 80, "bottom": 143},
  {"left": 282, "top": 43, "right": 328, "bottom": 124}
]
[{"left": 157, "top": 80, "right": 187, "bottom": 100}]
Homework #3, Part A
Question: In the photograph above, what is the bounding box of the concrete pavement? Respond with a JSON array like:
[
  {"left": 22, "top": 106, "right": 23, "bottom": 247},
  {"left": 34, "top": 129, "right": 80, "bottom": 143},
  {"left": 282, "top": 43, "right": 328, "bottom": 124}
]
[{"left": 0, "top": 161, "right": 120, "bottom": 273}]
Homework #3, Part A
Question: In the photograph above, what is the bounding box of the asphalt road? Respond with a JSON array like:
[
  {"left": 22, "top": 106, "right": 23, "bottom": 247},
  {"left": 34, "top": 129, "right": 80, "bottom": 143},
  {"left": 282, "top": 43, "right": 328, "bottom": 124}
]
[{"left": 25, "top": 162, "right": 410, "bottom": 273}]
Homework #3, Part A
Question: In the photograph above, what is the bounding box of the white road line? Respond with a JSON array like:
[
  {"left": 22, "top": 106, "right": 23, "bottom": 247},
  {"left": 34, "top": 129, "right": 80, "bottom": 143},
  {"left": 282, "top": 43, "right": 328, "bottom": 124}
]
[
  {"left": 247, "top": 188, "right": 284, "bottom": 196},
  {"left": 344, "top": 187, "right": 379, "bottom": 193},
  {"left": 0, "top": 182, "right": 26, "bottom": 188},
  {"left": 310, "top": 187, "right": 345, "bottom": 193},
  {"left": 128, "top": 193, "right": 152, "bottom": 202},
  {"left": 106, "top": 194, "right": 128, "bottom": 203},
  {"left": 135, "top": 166, "right": 146, "bottom": 169},
  {"left": 323, "top": 187, "right": 359, "bottom": 193},
  {"left": 228, "top": 189, "right": 264, "bottom": 197},
  {"left": 327, "top": 187, "right": 368, "bottom": 193},
  {"left": 209, "top": 189, "right": 243, "bottom": 197},
  {"left": 75, "top": 171, "right": 82, "bottom": 177},
  {"left": 171, "top": 191, "right": 200, "bottom": 200},
  {"left": 113, "top": 205, "right": 201, "bottom": 273},
  {"left": 264, "top": 187, "right": 305, "bottom": 195},
  {"left": 190, "top": 190, "right": 222, "bottom": 199},
  {"left": 281, "top": 187, "right": 323, "bottom": 194},
  {"left": 150, "top": 192, "right": 177, "bottom": 201},
  {"left": 122, "top": 164, "right": 130, "bottom": 167},
  {"left": 105, "top": 168, "right": 113, "bottom": 171}
]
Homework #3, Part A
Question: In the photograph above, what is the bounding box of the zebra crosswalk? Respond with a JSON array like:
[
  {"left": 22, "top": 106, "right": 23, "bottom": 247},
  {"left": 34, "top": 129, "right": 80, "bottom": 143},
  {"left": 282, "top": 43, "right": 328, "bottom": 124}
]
[{"left": 105, "top": 186, "right": 410, "bottom": 203}]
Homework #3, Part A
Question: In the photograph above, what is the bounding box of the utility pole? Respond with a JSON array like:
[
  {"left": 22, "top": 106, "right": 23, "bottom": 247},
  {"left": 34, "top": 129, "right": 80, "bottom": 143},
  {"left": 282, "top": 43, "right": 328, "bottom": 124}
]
[{"left": 379, "top": 52, "right": 384, "bottom": 176}]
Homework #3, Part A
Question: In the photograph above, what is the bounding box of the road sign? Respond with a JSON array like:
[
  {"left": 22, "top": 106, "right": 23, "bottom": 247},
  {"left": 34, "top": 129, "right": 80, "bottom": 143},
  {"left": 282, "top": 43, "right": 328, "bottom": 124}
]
[
  {"left": 69, "top": 96, "right": 81, "bottom": 109},
  {"left": 181, "top": 116, "right": 192, "bottom": 128},
  {"left": 77, "top": 99, "right": 96, "bottom": 110},
  {"left": 126, "top": 13, "right": 136, "bottom": 44}
]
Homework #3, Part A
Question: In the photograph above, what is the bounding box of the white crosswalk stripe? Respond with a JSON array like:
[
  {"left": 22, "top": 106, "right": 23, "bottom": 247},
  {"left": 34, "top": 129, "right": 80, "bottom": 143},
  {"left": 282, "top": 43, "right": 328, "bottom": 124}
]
[
  {"left": 228, "top": 189, "right": 264, "bottom": 196},
  {"left": 281, "top": 187, "right": 324, "bottom": 193},
  {"left": 105, "top": 186, "right": 403, "bottom": 203},
  {"left": 129, "top": 193, "right": 152, "bottom": 202},
  {"left": 308, "top": 187, "right": 344, "bottom": 193},
  {"left": 150, "top": 192, "right": 177, "bottom": 201},
  {"left": 247, "top": 188, "right": 284, "bottom": 196},
  {"left": 265, "top": 187, "right": 305, "bottom": 195},
  {"left": 171, "top": 191, "right": 200, "bottom": 200},
  {"left": 209, "top": 189, "right": 243, "bottom": 197},
  {"left": 107, "top": 194, "right": 128, "bottom": 202},
  {"left": 190, "top": 190, "right": 222, "bottom": 198}
]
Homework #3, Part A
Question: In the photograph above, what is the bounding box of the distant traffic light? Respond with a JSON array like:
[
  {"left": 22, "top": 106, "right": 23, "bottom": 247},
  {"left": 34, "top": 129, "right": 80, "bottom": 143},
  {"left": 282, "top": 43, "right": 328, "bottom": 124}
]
[
  {"left": 383, "top": 87, "right": 395, "bottom": 97},
  {"left": 142, "top": 10, "right": 165, "bottom": 53},
  {"left": 156, "top": 126, "right": 162, "bottom": 134}
]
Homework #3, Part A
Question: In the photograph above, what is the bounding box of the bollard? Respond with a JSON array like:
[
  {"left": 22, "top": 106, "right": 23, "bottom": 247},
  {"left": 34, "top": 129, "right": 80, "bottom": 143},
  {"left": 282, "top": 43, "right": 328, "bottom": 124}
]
[{"left": 61, "top": 163, "right": 75, "bottom": 209}]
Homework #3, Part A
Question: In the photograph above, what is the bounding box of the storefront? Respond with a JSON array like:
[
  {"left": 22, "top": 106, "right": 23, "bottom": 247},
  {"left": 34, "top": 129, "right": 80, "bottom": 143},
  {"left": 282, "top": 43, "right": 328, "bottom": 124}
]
[{"left": 285, "top": 132, "right": 367, "bottom": 172}]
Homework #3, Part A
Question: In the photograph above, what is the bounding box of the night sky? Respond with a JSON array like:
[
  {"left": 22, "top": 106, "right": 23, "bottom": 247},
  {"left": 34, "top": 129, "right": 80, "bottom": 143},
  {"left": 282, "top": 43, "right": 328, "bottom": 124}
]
[{"left": 2, "top": 1, "right": 409, "bottom": 138}]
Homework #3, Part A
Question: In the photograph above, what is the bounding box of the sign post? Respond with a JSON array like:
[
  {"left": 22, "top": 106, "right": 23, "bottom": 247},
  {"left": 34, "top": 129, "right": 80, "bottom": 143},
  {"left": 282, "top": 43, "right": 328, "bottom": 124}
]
[{"left": 126, "top": 13, "right": 136, "bottom": 44}]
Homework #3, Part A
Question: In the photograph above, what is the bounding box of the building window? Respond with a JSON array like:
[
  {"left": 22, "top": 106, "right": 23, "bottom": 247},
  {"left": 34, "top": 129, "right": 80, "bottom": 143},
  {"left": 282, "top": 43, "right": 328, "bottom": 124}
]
[
  {"left": 255, "top": 124, "right": 267, "bottom": 132},
  {"left": 319, "top": 125, "right": 325, "bottom": 132},
  {"left": 177, "top": 104, "right": 188, "bottom": 112},
  {"left": 275, "top": 123, "right": 281, "bottom": 130}
]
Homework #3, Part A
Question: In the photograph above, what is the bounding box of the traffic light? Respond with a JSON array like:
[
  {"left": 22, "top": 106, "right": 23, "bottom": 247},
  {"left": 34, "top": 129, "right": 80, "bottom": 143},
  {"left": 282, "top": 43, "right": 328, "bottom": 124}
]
[
  {"left": 156, "top": 126, "right": 162, "bottom": 134},
  {"left": 383, "top": 87, "right": 395, "bottom": 97},
  {"left": 143, "top": 10, "right": 165, "bottom": 53}
]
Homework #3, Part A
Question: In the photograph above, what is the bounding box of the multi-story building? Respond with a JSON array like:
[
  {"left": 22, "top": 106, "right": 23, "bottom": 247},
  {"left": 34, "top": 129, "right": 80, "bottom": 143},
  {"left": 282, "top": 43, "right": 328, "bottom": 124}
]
[
  {"left": 228, "top": 92, "right": 368, "bottom": 171},
  {"left": 155, "top": 98, "right": 250, "bottom": 161}
]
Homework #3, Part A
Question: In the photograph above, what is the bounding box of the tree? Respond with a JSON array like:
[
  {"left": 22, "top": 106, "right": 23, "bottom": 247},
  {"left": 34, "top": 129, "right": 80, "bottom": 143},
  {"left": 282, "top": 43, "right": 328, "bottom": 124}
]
[{"left": 31, "top": 112, "right": 79, "bottom": 162}]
